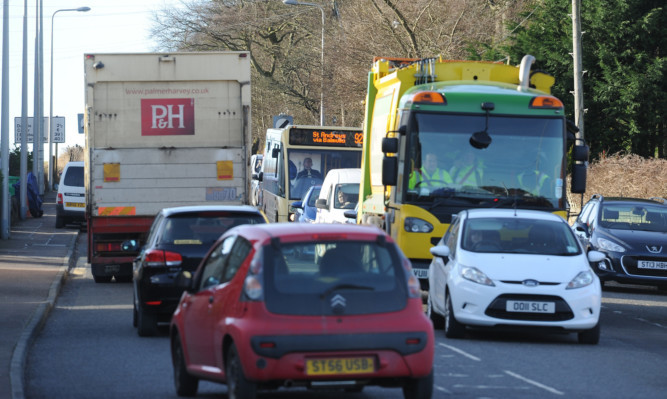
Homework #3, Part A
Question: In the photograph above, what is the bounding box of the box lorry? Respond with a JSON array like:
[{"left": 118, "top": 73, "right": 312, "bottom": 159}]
[
  {"left": 358, "top": 55, "right": 589, "bottom": 290},
  {"left": 84, "top": 52, "right": 251, "bottom": 283}
]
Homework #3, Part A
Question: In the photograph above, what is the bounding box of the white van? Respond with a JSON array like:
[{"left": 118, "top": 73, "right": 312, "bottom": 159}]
[
  {"left": 56, "top": 161, "right": 86, "bottom": 228},
  {"left": 315, "top": 168, "right": 361, "bottom": 224}
]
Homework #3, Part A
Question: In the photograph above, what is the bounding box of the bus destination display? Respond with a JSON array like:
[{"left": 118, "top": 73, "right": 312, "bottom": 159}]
[{"left": 289, "top": 128, "right": 363, "bottom": 148}]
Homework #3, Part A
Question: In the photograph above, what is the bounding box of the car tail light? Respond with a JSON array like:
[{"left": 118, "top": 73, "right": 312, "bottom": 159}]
[
  {"left": 57, "top": 193, "right": 63, "bottom": 205},
  {"left": 243, "top": 249, "right": 264, "bottom": 301},
  {"left": 144, "top": 249, "right": 182, "bottom": 267},
  {"left": 401, "top": 256, "right": 421, "bottom": 298}
]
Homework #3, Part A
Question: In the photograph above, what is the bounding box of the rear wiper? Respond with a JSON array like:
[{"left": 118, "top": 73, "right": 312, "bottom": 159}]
[{"left": 320, "top": 283, "right": 374, "bottom": 299}]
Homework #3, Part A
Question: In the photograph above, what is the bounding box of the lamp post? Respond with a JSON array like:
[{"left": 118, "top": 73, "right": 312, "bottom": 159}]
[
  {"left": 49, "top": 6, "right": 90, "bottom": 191},
  {"left": 283, "top": 0, "right": 325, "bottom": 126}
]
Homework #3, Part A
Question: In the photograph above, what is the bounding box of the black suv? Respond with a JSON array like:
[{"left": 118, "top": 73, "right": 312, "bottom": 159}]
[
  {"left": 124, "top": 206, "right": 267, "bottom": 336},
  {"left": 572, "top": 195, "right": 667, "bottom": 289}
]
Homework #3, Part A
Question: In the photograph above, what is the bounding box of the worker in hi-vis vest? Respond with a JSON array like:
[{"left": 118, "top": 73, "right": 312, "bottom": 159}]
[
  {"left": 449, "top": 149, "right": 484, "bottom": 187},
  {"left": 518, "top": 169, "right": 551, "bottom": 196},
  {"left": 408, "top": 153, "right": 453, "bottom": 189}
]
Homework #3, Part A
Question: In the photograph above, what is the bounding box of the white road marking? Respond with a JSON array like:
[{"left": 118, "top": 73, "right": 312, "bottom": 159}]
[
  {"left": 504, "top": 370, "right": 564, "bottom": 395},
  {"left": 438, "top": 343, "right": 481, "bottom": 361}
]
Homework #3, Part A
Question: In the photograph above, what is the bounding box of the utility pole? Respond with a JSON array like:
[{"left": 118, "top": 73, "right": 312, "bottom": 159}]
[{"left": 572, "top": 0, "right": 584, "bottom": 143}]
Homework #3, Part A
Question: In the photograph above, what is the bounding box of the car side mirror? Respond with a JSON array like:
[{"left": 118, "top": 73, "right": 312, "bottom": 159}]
[
  {"left": 121, "top": 239, "right": 139, "bottom": 252},
  {"left": 175, "top": 271, "right": 195, "bottom": 292},
  {"left": 343, "top": 209, "right": 357, "bottom": 220},
  {"left": 291, "top": 201, "right": 303, "bottom": 209},
  {"left": 315, "top": 198, "right": 328, "bottom": 210},
  {"left": 429, "top": 245, "right": 450, "bottom": 259},
  {"left": 587, "top": 250, "right": 605, "bottom": 263}
]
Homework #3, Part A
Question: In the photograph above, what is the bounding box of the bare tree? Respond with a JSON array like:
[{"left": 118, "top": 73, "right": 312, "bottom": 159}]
[{"left": 151, "top": 0, "right": 532, "bottom": 149}]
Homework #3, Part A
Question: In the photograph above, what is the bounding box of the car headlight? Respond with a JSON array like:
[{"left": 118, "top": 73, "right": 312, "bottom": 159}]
[
  {"left": 461, "top": 266, "right": 495, "bottom": 286},
  {"left": 566, "top": 269, "right": 595, "bottom": 289},
  {"left": 596, "top": 237, "right": 625, "bottom": 252},
  {"left": 404, "top": 217, "right": 434, "bottom": 233}
]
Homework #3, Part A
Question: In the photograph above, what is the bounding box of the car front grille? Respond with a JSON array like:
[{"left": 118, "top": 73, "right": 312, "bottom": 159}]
[
  {"left": 621, "top": 255, "right": 667, "bottom": 277},
  {"left": 485, "top": 294, "right": 574, "bottom": 321}
]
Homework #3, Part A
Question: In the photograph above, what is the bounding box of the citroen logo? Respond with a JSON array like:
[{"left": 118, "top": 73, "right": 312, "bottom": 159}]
[
  {"left": 522, "top": 279, "right": 539, "bottom": 287},
  {"left": 646, "top": 245, "right": 663, "bottom": 254},
  {"left": 331, "top": 294, "right": 346, "bottom": 314}
]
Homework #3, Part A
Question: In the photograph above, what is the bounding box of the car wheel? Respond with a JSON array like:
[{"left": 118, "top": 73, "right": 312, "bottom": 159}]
[
  {"left": 402, "top": 369, "right": 433, "bottom": 399},
  {"left": 55, "top": 214, "right": 64, "bottom": 228},
  {"left": 172, "top": 334, "right": 199, "bottom": 396},
  {"left": 444, "top": 291, "right": 465, "bottom": 339},
  {"left": 132, "top": 303, "right": 138, "bottom": 327},
  {"left": 427, "top": 295, "right": 445, "bottom": 330},
  {"left": 578, "top": 322, "right": 600, "bottom": 345},
  {"left": 137, "top": 304, "right": 158, "bottom": 337},
  {"left": 226, "top": 343, "right": 257, "bottom": 399},
  {"left": 93, "top": 274, "right": 112, "bottom": 283}
]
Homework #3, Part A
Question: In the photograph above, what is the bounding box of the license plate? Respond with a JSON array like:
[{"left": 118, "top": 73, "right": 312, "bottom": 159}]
[
  {"left": 104, "top": 264, "right": 121, "bottom": 274},
  {"left": 638, "top": 260, "right": 667, "bottom": 270},
  {"left": 306, "top": 357, "right": 375, "bottom": 376},
  {"left": 66, "top": 202, "right": 85, "bottom": 208},
  {"left": 506, "top": 300, "right": 555, "bottom": 313},
  {"left": 412, "top": 268, "right": 428, "bottom": 279}
]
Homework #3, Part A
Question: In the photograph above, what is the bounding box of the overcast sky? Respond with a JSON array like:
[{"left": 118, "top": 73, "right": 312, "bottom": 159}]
[{"left": 1, "top": 0, "right": 182, "bottom": 154}]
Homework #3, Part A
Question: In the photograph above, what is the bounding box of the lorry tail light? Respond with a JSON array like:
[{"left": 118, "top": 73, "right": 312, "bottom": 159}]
[
  {"left": 145, "top": 249, "right": 183, "bottom": 267},
  {"left": 95, "top": 242, "right": 122, "bottom": 252}
]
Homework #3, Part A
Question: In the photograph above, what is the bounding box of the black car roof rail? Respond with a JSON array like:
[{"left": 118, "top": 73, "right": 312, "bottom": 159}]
[{"left": 649, "top": 196, "right": 666, "bottom": 204}]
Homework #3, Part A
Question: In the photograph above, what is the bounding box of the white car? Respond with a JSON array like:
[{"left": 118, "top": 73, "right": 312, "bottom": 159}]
[{"left": 427, "top": 208, "right": 606, "bottom": 344}]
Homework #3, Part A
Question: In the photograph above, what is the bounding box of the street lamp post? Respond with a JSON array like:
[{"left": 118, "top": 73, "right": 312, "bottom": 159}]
[
  {"left": 283, "top": 0, "right": 325, "bottom": 126},
  {"left": 49, "top": 6, "right": 90, "bottom": 191}
]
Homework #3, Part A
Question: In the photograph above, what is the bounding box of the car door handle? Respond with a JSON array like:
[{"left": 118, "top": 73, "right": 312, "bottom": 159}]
[{"left": 209, "top": 296, "right": 214, "bottom": 304}]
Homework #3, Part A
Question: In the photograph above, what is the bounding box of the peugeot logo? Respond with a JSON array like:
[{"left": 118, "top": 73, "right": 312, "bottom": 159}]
[
  {"left": 646, "top": 245, "right": 663, "bottom": 254},
  {"left": 522, "top": 279, "right": 539, "bottom": 287},
  {"left": 331, "top": 294, "right": 346, "bottom": 314}
]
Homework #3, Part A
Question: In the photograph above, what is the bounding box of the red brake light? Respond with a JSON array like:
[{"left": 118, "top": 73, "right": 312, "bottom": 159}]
[
  {"left": 57, "top": 193, "right": 63, "bottom": 204},
  {"left": 145, "top": 249, "right": 182, "bottom": 267}
]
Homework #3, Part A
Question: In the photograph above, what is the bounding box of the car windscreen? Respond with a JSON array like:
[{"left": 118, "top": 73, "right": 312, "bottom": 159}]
[
  {"left": 462, "top": 217, "right": 582, "bottom": 256},
  {"left": 159, "top": 212, "right": 265, "bottom": 246},
  {"left": 63, "top": 166, "right": 84, "bottom": 187},
  {"left": 600, "top": 204, "right": 667, "bottom": 232},
  {"left": 263, "top": 239, "right": 408, "bottom": 316}
]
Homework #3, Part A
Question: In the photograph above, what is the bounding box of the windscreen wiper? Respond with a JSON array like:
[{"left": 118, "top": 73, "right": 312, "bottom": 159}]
[{"left": 320, "top": 283, "right": 375, "bottom": 299}]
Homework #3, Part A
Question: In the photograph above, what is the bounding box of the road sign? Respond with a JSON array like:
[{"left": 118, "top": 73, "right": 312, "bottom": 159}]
[
  {"left": 14, "top": 116, "right": 65, "bottom": 143},
  {"left": 273, "top": 114, "right": 293, "bottom": 129},
  {"left": 78, "top": 113, "right": 84, "bottom": 133}
]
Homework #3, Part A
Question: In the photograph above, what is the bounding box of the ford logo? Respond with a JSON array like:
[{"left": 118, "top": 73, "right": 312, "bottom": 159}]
[{"left": 522, "top": 279, "right": 539, "bottom": 287}]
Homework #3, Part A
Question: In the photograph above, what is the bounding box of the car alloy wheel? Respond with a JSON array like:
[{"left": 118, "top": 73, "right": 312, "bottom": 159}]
[
  {"left": 172, "top": 335, "right": 199, "bottom": 396},
  {"left": 444, "top": 291, "right": 466, "bottom": 339},
  {"left": 226, "top": 343, "right": 257, "bottom": 399}
]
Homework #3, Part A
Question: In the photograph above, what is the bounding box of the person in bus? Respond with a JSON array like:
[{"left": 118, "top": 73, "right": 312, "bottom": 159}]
[
  {"left": 449, "top": 148, "right": 484, "bottom": 186},
  {"left": 408, "top": 152, "right": 452, "bottom": 189},
  {"left": 296, "top": 157, "right": 323, "bottom": 180}
]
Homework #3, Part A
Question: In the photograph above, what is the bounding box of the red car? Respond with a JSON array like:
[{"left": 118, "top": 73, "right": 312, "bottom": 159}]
[{"left": 170, "top": 223, "right": 434, "bottom": 399}]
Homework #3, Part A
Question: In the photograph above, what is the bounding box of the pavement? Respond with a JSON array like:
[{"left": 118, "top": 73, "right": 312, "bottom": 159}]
[{"left": 0, "top": 191, "right": 80, "bottom": 399}]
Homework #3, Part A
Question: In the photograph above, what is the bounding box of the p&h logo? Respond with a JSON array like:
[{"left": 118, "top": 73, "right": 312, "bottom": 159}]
[{"left": 141, "top": 98, "right": 195, "bottom": 136}]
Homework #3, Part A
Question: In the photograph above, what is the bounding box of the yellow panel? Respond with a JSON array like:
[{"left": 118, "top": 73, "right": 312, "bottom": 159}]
[
  {"left": 217, "top": 160, "right": 233, "bottom": 180},
  {"left": 103, "top": 163, "right": 120, "bottom": 182}
]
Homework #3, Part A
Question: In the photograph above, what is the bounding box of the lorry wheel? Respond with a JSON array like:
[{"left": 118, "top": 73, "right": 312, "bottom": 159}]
[{"left": 93, "top": 274, "right": 112, "bottom": 283}]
